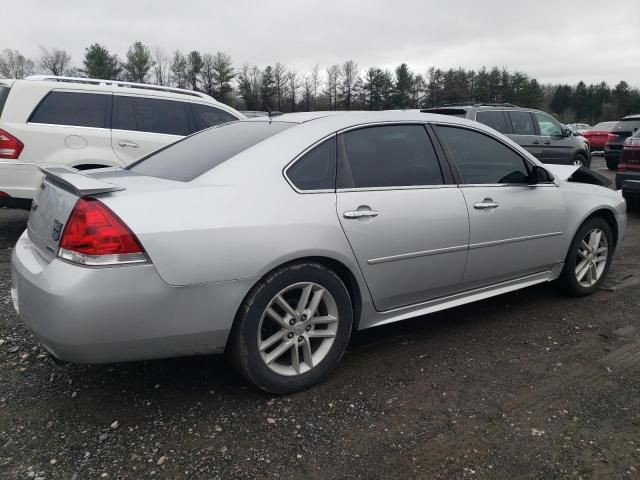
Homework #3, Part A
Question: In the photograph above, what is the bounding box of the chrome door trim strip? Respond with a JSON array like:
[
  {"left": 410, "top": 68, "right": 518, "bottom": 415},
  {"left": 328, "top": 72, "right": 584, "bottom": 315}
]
[
  {"left": 469, "top": 231, "right": 563, "bottom": 250},
  {"left": 368, "top": 244, "right": 468, "bottom": 265}
]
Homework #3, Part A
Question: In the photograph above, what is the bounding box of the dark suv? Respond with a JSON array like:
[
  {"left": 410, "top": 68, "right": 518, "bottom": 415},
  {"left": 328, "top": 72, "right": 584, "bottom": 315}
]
[
  {"left": 604, "top": 114, "right": 640, "bottom": 170},
  {"left": 422, "top": 104, "right": 592, "bottom": 167}
]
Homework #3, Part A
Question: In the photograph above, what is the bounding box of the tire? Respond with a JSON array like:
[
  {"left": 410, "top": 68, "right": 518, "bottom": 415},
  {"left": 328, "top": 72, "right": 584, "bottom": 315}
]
[
  {"left": 572, "top": 153, "right": 589, "bottom": 168},
  {"left": 228, "top": 262, "right": 353, "bottom": 394},
  {"left": 606, "top": 158, "right": 618, "bottom": 170},
  {"left": 558, "top": 217, "right": 614, "bottom": 297}
]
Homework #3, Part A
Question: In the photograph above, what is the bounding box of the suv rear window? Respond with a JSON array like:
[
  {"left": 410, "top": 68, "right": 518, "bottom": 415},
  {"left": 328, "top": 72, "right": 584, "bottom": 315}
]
[
  {"left": 613, "top": 119, "right": 640, "bottom": 133},
  {"left": 0, "top": 86, "right": 10, "bottom": 118},
  {"left": 192, "top": 103, "right": 237, "bottom": 130},
  {"left": 128, "top": 121, "right": 294, "bottom": 181},
  {"left": 29, "top": 91, "right": 108, "bottom": 128},
  {"left": 114, "top": 96, "right": 190, "bottom": 135},
  {"left": 475, "top": 111, "right": 508, "bottom": 134}
]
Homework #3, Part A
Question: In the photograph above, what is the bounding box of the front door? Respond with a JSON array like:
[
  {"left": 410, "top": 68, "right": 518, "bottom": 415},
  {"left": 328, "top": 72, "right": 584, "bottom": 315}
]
[
  {"left": 335, "top": 124, "right": 470, "bottom": 311},
  {"left": 505, "top": 110, "right": 543, "bottom": 160},
  {"left": 534, "top": 112, "right": 574, "bottom": 164},
  {"left": 434, "top": 124, "right": 566, "bottom": 288}
]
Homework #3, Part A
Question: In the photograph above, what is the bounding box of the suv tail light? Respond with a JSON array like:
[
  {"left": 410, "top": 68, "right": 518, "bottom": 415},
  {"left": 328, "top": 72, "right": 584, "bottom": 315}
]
[
  {"left": 606, "top": 133, "right": 619, "bottom": 144},
  {"left": 0, "top": 128, "right": 23, "bottom": 159},
  {"left": 58, "top": 197, "right": 147, "bottom": 266},
  {"left": 624, "top": 136, "right": 640, "bottom": 147}
]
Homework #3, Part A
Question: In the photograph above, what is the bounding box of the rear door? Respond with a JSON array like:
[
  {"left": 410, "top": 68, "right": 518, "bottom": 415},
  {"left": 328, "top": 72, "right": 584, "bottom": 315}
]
[
  {"left": 534, "top": 112, "right": 573, "bottom": 164},
  {"left": 335, "top": 124, "right": 469, "bottom": 311},
  {"left": 434, "top": 124, "right": 565, "bottom": 289},
  {"left": 505, "top": 110, "right": 543, "bottom": 160},
  {"left": 111, "top": 95, "right": 191, "bottom": 164}
]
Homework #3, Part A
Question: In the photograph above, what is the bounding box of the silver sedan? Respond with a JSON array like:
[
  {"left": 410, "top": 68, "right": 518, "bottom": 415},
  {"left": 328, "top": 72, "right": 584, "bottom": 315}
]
[{"left": 11, "top": 111, "right": 626, "bottom": 393}]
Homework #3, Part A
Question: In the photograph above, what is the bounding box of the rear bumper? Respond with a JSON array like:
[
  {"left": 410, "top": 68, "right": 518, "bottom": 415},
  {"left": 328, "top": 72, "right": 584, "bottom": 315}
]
[
  {"left": 0, "top": 162, "right": 41, "bottom": 202},
  {"left": 11, "top": 230, "right": 254, "bottom": 364}
]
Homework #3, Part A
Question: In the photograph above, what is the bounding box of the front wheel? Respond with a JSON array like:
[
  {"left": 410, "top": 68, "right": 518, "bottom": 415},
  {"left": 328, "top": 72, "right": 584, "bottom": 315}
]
[
  {"left": 558, "top": 217, "right": 613, "bottom": 297},
  {"left": 228, "top": 262, "right": 353, "bottom": 394},
  {"left": 572, "top": 153, "right": 589, "bottom": 168}
]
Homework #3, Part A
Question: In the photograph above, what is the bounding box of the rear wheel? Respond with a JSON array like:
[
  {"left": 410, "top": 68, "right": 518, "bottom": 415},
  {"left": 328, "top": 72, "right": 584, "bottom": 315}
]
[
  {"left": 228, "top": 262, "right": 353, "bottom": 394},
  {"left": 558, "top": 217, "right": 613, "bottom": 296}
]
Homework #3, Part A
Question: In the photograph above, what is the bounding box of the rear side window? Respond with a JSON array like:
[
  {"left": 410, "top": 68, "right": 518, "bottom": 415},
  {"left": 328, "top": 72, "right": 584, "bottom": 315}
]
[
  {"left": 30, "top": 91, "right": 108, "bottom": 128},
  {"left": 192, "top": 104, "right": 237, "bottom": 131},
  {"left": 337, "top": 125, "right": 443, "bottom": 189},
  {"left": 613, "top": 119, "right": 640, "bottom": 133},
  {"left": 0, "top": 86, "right": 10, "bottom": 118},
  {"left": 128, "top": 121, "right": 293, "bottom": 181},
  {"left": 113, "top": 96, "right": 190, "bottom": 135},
  {"left": 436, "top": 125, "right": 529, "bottom": 184},
  {"left": 476, "top": 111, "right": 508, "bottom": 134},
  {"left": 287, "top": 136, "right": 336, "bottom": 191},
  {"left": 507, "top": 111, "right": 536, "bottom": 135}
]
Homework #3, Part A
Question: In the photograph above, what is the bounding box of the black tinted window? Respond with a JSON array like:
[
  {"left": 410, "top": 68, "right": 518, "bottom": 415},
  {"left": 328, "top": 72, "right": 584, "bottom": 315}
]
[
  {"left": 436, "top": 126, "right": 529, "bottom": 184},
  {"left": 287, "top": 137, "right": 336, "bottom": 190},
  {"left": 129, "top": 121, "right": 293, "bottom": 181},
  {"left": 337, "top": 125, "right": 443, "bottom": 189},
  {"left": 192, "top": 104, "right": 237, "bottom": 131},
  {"left": 614, "top": 119, "right": 640, "bottom": 133},
  {"left": 30, "top": 91, "right": 107, "bottom": 128},
  {"left": 0, "top": 86, "right": 10, "bottom": 117},
  {"left": 114, "top": 96, "right": 190, "bottom": 135},
  {"left": 476, "top": 111, "right": 508, "bottom": 134},
  {"left": 535, "top": 112, "right": 562, "bottom": 136},
  {"left": 507, "top": 111, "right": 536, "bottom": 135}
]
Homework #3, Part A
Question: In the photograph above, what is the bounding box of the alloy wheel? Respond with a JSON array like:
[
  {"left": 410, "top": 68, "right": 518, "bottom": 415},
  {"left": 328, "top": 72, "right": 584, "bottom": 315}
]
[
  {"left": 574, "top": 228, "right": 608, "bottom": 288},
  {"left": 257, "top": 282, "right": 339, "bottom": 376}
]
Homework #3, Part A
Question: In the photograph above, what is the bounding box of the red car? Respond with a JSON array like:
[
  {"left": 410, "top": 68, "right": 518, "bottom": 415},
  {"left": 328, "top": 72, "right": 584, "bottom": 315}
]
[{"left": 581, "top": 121, "right": 617, "bottom": 151}]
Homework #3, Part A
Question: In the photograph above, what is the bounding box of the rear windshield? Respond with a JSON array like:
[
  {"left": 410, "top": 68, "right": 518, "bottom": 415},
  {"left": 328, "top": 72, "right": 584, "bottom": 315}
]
[
  {"left": 592, "top": 122, "right": 616, "bottom": 131},
  {"left": 128, "top": 121, "right": 294, "bottom": 181},
  {"left": 0, "top": 86, "right": 10, "bottom": 118},
  {"left": 613, "top": 119, "right": 640, "bottom": 133}
]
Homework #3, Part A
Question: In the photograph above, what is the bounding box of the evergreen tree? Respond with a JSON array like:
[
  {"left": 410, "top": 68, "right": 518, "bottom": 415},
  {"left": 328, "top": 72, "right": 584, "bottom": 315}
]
[
  {"left": 122, "top": 41, "right": 154, "bottom": 83},
  {"left": 82, "top": 43, "right": 120, "bottom": 80}
]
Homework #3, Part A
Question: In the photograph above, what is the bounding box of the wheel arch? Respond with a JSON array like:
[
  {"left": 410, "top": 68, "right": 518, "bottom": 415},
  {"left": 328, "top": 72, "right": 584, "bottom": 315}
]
[{"left": 582, "top": 208, "right": 619, "bottom": 247}]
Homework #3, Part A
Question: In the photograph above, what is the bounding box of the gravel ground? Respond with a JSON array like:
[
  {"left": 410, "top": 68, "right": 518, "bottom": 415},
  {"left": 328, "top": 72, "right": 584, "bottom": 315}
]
[{"left": 1, "top": 157, "right": 640, "bottom": 479}]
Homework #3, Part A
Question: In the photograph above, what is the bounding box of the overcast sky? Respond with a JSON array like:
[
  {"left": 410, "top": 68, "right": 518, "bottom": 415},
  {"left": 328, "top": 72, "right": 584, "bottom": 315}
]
[{"left": 4, "top": 0, "right": 639, "bottom": 86}]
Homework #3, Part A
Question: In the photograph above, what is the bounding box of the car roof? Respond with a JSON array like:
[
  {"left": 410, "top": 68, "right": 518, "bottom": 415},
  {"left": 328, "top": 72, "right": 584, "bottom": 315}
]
[{"left": 621, "top": 114, "right": 640, "bottom": 120}]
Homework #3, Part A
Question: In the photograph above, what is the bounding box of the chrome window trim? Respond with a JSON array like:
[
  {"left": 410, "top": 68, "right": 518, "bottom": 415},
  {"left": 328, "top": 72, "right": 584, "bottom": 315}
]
[
  {"left": 337, "top": 184, "right": 458, "bottom": 193},
  {"left": 459, "top": 183, "right": 557, "bottom": 188},
  {"left": 111, "top": 128, "right": 184, "bottom": 138},
  {"left": 26, "top": 122, "right": 110, "bottom": 131}
]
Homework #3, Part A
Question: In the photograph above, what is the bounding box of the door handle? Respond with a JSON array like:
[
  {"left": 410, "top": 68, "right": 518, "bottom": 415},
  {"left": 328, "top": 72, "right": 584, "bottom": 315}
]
[
  {"left": 343, "top": 209, "right": 379, "bottom": 219},
  {"left": 118, "top": 140, "right": 139, "bottom": 148},
  {"left": 543, "top": 141, "right": 551, "bottom": 145},
  {"left": 473, "top": 199, "right": 499, "bottom": 210},
  {"left": 532, "top": 139, "right": 540, "bottom": 145}
]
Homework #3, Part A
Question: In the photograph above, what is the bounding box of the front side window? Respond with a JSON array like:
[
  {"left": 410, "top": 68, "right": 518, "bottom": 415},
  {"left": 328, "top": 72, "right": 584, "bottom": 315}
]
[
  {"left": 535, "top": 112, "right": 562, "bottom": 137},
  {"left": 476, "top": 111, "right": 508, "bottom": 134},
  {"left": 30, "top": 91, "right": 107, "bottom": 128},
  {"left": 337, "top": 125, "right": 443, "bottom": 189},
  {"left": 113, "top": 96, "right": 190, "bottom": 135},
  {"left": 436, "top": 126, "right": 530, "bottom": 184},
  {"left": 192, "top": 103, "right": 237, "bottom": 131},
  {"left": 287, "top": 136, "right": 336, "bottom": 191},
  {"left": 507, "top": 111, "right": 536, "bottom": 136}
]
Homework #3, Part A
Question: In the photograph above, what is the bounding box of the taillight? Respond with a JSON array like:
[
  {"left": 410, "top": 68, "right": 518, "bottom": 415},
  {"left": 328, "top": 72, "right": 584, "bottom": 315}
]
[
  {"left": 0, "top": 128, "right": 23, "bottom": 159},
  {"left": 58, "top": 197, "right": 147, "bottom": 266},
  {"left": 606, "top": 133, "right": 619, "bottom": 144},
  {"left": 624, "top": 137, "right": 640, "bottom": 147}
]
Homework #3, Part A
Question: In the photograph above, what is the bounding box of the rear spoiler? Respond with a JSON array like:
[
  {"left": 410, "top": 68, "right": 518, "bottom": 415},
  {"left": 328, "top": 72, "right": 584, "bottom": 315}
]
[{"left": 39, "top": 165, "right": 125, "bottom": 195}]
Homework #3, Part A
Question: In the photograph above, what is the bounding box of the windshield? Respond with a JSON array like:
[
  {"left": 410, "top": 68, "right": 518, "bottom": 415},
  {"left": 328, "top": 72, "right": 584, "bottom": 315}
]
[{"left": 128, "top": 121, "right": 294, "bottom": 181}]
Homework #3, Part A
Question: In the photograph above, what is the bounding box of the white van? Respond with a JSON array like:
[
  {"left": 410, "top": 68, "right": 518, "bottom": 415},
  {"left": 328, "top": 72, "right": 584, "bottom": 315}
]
[{"left": 0, "top": 76, "right": 244, "bottom": 208}]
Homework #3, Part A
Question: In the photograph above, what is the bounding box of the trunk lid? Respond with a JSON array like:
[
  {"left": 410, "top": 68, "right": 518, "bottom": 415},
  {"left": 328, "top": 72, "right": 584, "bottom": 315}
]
[{"left": 27, "top": 166, "right": 126, "bottom": 262}]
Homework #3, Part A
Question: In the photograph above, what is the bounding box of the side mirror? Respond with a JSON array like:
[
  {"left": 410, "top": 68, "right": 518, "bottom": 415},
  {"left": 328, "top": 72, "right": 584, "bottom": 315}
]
[
  {"left": 562, "top": 128, "right": 574, "bottom": 138},
  {"left": 528, "top": 165, "right": 553, "bottom": 184}
]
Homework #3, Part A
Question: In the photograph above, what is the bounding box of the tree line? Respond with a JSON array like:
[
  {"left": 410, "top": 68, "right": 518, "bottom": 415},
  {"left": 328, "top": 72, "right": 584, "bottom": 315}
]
[{"left": 1, "top": 42, "right": 639, "bottom": 124}]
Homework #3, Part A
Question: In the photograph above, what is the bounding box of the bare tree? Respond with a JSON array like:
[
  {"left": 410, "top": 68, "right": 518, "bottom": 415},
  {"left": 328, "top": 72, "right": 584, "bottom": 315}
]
[
  {"left": 302, "top": 75, "right": 313, "bottom": 111},
  {"left": 310, "top": 64, "right": 321, "bottom": 110},
  {"left": 0, "top": 49, "right": 35, "bottom": 79},
  {"left": 199, "top": 53, "right": 216, "bottom": 96},
  {"left": 325, "top": 65, "right": 341, "bottom": 110},
  {"left": 273, "top": 62, "right": 287, "bottom": 111},
  {"left": 340, "top": 60, "right": 359, "bottom": 110},
  {"left": 39, "top": 47, "right": 72, "bottom": 76},
  {"left": 152, "top": 46, "right": 170, "bottom": 86},
  {"left": 287, "top": 69, "right": 299, "bottom": 112},
  {"left": 237, "top": 63, "right": 262, "bottom": 111},
  {"left": 170, "top": 50, "right": 188, "bottom": 88}
]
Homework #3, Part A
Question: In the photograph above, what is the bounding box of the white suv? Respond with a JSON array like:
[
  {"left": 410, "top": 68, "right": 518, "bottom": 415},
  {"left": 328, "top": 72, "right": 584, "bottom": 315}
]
[{"left": 0, "top": 76, "right": 244, "bottom": 208}]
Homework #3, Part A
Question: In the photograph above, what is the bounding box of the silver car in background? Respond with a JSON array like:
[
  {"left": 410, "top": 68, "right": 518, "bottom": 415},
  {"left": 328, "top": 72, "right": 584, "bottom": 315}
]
[{"left": 11, "top": 111, "right": 626, "bottom": 393}]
